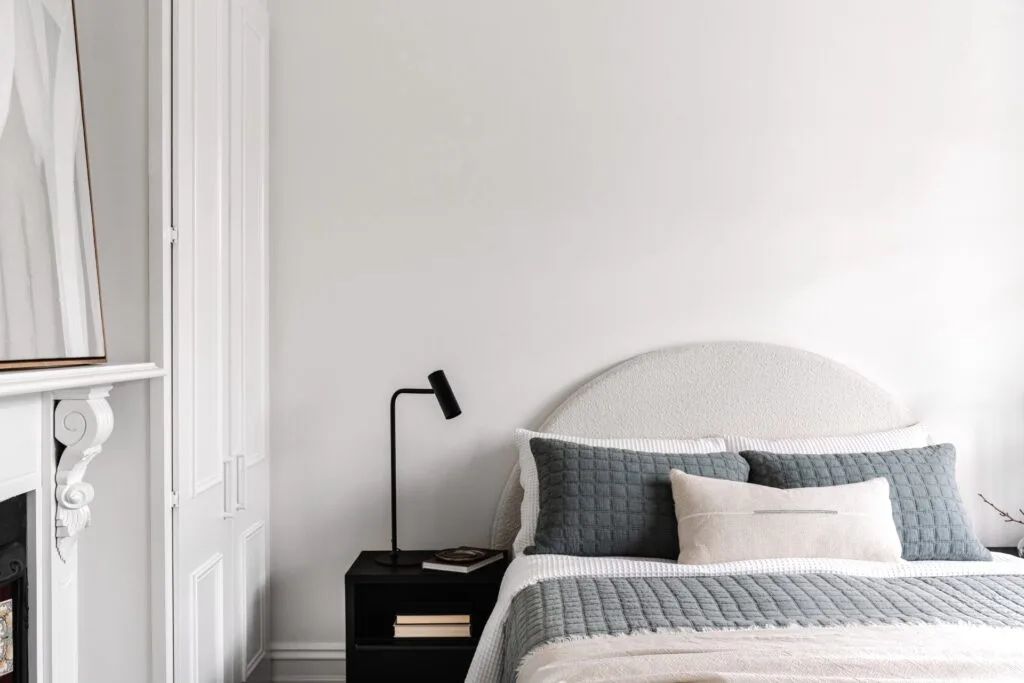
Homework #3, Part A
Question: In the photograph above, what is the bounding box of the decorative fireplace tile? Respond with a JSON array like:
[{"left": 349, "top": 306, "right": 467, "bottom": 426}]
[{"left": 0, "top": 598, "right": 11, "bottom": 674}]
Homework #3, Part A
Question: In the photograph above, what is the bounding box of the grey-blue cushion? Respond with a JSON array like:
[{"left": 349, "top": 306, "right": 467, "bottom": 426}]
[
  {"left": 742, "top": 444, "right": 990, "bottom": 561},
  {"left": 528, "top": 437, "right": 748, "bottom": 558}
]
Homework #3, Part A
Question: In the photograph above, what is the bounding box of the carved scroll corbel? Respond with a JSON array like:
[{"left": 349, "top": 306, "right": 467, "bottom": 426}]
[{"left": 53, "top": 386, "right": 114, "bottom": 562}]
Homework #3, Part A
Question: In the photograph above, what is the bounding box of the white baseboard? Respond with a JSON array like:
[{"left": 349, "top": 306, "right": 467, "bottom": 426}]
[
  {"left": 269, "top": 642, "right": 346, "bottom": 660},
  {"left": 269, "top": 642, "right": 345, "bottom": 683}
]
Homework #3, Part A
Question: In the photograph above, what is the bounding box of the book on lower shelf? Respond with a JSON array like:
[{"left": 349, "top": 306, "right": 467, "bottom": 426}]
[
  {"left": 395, "top": 614, "right": 470, "bottom": 625},
  {"left": 421, "top": 548, "right": 504, "bottom": 574},
  {"left": 393, "top": 616, "right": 472, "bottom": 639}
]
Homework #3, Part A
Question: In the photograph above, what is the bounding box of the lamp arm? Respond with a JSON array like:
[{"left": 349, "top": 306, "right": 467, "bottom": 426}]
[{"left": 388, "top": 388, "right": 435, "bottom": 557}]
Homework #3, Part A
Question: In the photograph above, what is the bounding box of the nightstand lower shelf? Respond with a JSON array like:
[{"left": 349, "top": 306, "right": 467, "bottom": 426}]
[
  {"left": 348, "top": 644, "right": 478, "bottom": 680},
  {"left": 354, "top": 637, "right": 480, "bottom": 649}
]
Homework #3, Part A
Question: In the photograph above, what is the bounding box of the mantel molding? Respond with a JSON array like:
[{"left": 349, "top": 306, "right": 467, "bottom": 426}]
[
  {"left": 0, "top": 362, "right": 164, "bottom": 399},
  {"left": 53, "top": 386, "right": 115, "bottom": 562}
]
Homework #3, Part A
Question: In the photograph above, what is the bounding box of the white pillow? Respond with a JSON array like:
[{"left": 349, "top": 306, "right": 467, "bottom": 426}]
[
  {"left": 513, "top": 429, "right": 728, "bottom": 556},
  {"left": 724, "top": 424, "right": 931, "bottom": 454},
  {"left": 670, "top": 470, "right": 903, "bottom": 564}
]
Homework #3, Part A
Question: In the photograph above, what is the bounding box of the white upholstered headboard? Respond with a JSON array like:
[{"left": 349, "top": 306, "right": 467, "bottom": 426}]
[{"left": 490, "top": 342, "right": 916, "bottom": 548}]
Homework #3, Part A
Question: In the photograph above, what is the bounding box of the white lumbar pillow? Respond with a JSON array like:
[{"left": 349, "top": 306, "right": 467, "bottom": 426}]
[
  {"left": 724, "top": 424, "right": 931, "bottom": 455},
  {"left": 512, "top": 429, "right": 728, "bottom": 556},
  {"left": 669, "top": 470, "right": 903, "bottom": 564}
]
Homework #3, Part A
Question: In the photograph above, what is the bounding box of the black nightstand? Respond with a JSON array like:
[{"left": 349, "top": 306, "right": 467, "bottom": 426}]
[{"left": 345, "top": 550, "right": 509, "bottom": 682}]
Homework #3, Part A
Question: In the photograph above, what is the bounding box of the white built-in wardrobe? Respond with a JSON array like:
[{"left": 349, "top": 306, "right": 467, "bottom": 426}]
[{"left": 172, "top": 0, "right": 271, "bottom": 681}]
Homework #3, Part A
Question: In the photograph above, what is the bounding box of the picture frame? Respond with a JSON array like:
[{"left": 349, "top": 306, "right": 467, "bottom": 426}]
[{"left": 0, "top": 0, "right": 107, "bottom": 370}]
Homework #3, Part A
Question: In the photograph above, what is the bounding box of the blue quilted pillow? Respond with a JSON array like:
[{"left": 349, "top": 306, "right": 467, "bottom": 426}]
[
  {"left": 529, "top": 438, "right": 748, "bottom": 558},
  {"left": 742, "top": 444, "right": 990, "bottom": 561}
]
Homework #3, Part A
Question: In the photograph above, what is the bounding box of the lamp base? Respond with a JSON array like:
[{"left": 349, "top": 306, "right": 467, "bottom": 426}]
[{"left": 374, "top": 550, "right": 422, "bottom": 567}]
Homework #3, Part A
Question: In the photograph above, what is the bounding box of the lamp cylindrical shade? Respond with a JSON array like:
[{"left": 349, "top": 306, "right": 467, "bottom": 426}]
[{"left": 428, "top": 370, "right": 461, "bottom": 419}]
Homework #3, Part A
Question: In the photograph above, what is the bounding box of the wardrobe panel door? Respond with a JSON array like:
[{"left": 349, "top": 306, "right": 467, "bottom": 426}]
[
  {"left": 229, "top": 0, "right": 271, "bottom": 679},
  {"left": 173, "top": 1, "right": 237, "bottom": 682}
]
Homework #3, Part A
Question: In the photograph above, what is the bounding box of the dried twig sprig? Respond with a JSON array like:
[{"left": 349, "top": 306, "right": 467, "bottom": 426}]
[{"left": 978, "top": 493, "right": 1024, "bottom": 526}]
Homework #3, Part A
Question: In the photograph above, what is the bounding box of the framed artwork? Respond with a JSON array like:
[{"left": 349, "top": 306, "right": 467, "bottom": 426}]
[
  {"left": 0, "top": 597, "right": 11, "bottom": 676},
  {"left": 0, "top": 0, "right": 106, "bottom": 370}
]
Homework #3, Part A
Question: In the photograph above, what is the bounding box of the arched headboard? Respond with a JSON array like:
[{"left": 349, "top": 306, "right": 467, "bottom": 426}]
[{"left": 491, "top": 342, "right": 915, "bottom": 548}]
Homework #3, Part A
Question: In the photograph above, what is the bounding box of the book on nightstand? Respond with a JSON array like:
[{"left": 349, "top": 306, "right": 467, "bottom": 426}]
[
  {"left": 394, "top": 614, "right": 471, "bottom": 638},
  {"left": 395, "top": 614, "right": 471, "bottom": 625},
  {"left": 393, "top": 621, "right": 472, "bottom": 638},
  {"left": 421, "top": 547, "right": 504, "bottom": 574}
]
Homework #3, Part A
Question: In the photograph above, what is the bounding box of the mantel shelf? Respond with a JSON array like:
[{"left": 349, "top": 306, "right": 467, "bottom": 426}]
[{"left": 0, "top": 362, "right": 165, "bottom": 398}]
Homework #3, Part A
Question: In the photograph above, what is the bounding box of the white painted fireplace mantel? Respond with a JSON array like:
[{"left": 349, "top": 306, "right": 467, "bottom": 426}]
[{"left": 0, "top": 362, "right": 164, "bottom": 683}]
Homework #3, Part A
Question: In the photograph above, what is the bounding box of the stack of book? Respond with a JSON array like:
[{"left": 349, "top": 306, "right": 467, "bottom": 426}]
[{"left": 393, "top": 614, "right": 471, "bottom": 639}]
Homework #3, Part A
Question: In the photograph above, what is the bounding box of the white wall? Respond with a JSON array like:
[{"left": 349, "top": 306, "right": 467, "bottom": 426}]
[
  {"left": 75, "top": 2, "right": 153, "bottom": 682},
  {"left": 268, "top": 0, "right": 1024, "bottom": 666}
]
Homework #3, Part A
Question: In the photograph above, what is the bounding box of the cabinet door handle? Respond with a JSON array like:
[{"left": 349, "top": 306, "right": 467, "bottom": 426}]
[
  {"left": 235, "top": 453, "right": 247, "bottom": 510},
  {"left": 223, "top": 460, "right": 235, "bottom": 519}
]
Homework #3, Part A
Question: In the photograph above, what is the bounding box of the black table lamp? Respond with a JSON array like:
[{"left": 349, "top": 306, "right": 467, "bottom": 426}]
[{"left": 376, "top": 370, "right": 462, "bottom": 566}]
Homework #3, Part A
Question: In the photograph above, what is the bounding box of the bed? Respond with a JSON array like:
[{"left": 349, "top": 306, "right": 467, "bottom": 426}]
[{"left": 467, "top": 342, "right": 1024, "bottom": 683}]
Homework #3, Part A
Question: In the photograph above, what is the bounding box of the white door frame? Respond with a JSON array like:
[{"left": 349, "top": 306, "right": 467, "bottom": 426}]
[{"left": 148, "top": 0, "right": 174, "bottom": 681}]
